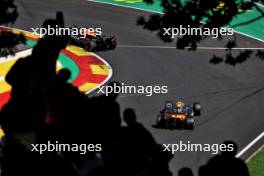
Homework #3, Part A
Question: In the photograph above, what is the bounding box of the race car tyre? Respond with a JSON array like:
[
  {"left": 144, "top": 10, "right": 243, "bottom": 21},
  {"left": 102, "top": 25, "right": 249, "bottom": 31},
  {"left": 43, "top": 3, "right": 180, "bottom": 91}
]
[
  {"left": 156, "top": 114, "right": 164, "bottom": 127},
  {"left": 106, "top": 37, "right": 117, "bottom": 49},
  {"left": 167, "top": 119, "right": 176, "bottom": 129},
  {"left": 85, "top": 41, "right": 97, "bottom": 52},
  {"left": 109, "top": 41, "right": 117, "bottom": 49},
  {"left": 193, "top": 102, "right": 202, "bottom": 116},
  {"left": 185, "top": 118, "right": 195, "bottom": 130}
]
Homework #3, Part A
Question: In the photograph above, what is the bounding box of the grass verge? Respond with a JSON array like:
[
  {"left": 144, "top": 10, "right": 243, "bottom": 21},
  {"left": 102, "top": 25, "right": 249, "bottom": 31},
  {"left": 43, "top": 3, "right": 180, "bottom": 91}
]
[{"left": 247, "top": 146, "right": 264, "bottom": 176}]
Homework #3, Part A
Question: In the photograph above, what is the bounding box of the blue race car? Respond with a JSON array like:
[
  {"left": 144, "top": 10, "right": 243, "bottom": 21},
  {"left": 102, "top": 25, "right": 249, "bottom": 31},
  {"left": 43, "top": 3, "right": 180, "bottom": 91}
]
[{"left": 156, "top": 100, "right": 202, "bottom": 129}]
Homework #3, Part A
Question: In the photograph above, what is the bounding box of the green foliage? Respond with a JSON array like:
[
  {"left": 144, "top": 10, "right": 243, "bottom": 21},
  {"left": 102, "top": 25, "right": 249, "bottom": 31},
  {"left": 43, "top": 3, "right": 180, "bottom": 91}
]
[
  {"left": 0, "top": 0, "right": 25, "bottom": 57},
  {"left": 248, "top": 147, "right": 264, "bottom": 176},
  {"left": 138, "top": 0, "right": 264, "bottom": 65}
]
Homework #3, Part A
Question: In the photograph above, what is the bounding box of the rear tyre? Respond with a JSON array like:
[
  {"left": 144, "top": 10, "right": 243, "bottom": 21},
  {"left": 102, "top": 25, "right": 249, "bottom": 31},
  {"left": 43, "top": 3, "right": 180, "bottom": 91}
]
[
  {"left": 193, "top": 102, "right": 202, "bottom": 116},
  {"left": 109, "top": 41, "right": 116, "bottom": 49},
  {"left": 85, "top": 41, "right": 97, "bottom": 52},
  {"left": 106, "top": 37, "right": 116, "bottom": 49},
  {"left": 185, "top": 118, "right": 195, "bottom": 130},
  {"left": 156, "top": 115, "right": 164, "bottom": 127},
  {"left": 167, "top": 119, "right": 175, "bottom": 130}
]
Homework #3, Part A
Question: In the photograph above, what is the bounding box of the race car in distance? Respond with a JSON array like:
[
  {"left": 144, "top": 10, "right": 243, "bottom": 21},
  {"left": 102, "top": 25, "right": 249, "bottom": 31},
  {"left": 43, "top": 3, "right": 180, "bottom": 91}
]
[
  {"left": 156, "top": 100, "right": 202, "bottom": 129},
  {"left": 69, "top": 27, "right": 117, "bottom": 52}
]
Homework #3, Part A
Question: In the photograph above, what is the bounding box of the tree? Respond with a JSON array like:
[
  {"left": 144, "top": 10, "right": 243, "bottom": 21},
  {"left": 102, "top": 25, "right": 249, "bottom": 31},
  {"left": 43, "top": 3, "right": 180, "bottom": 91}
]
[
  {"left": 0, "top": 0, "right": 25, "bottom": 56},
  {"left": 138, "top": 0, "right": 264, "bottom": 66}
]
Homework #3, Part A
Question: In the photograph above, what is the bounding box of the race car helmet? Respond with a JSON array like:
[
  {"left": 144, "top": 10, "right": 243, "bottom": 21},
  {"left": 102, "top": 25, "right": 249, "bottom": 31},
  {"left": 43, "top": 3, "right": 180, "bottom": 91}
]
[
  {"left": 165, "top": 101, "right": 174, "bottom": 109},
  {"left": 176, "top": 100, "right": 185, "bottom": 108}
]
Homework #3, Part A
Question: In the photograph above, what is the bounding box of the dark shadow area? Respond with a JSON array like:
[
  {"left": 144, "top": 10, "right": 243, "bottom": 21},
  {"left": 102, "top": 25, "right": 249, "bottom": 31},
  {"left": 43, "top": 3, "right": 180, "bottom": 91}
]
[
  {"left": 199, "top": 141, "right": 249, "bottom": 176},
  {"left": 0, "top": 2, "right": 254, "bottom": 176},
  {"left": 137, "top": 0, "right": 264, "bottom": 66},
  {"left": 0, "top": 0, "right": 25, "bottom": 56},
  {"left": 178, "top": 167, "right": 194, "bottom": 176},
  {"left": 0, "top": 13, "right": 173, "bottom": 176},
  {"left": 178, "top": 141, "right": 249, "bottom": 176}
]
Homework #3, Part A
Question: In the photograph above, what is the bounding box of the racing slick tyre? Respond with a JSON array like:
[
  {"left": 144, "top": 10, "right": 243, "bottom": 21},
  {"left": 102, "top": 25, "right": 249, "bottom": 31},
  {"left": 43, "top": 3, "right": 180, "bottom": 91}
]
[
  {"left": 106, "top": 36, "right": 117, "bottom": 49},
  {"left": 156, "top": 115, "right": 165, "bottom": 127},
  {"left": 85, "top": 41, "right": 97, "bottom": 52},
  {"left": 193, "top": 102, "right": 202, "bottom": 116},
  {"left": 108, "top": 42, "right": 116, "bottom": 49},
  {"left": 185, "top": 118, "right": 195, "bottom": 130},
  {"left": 168, "top": 119, "right": 180, "bottom": 129},
  {"left": 108, "top": 40, "right": 117, "bottom": 49},
  {"left": 167, "top": 119, "right": 175, "bottom": 129}
]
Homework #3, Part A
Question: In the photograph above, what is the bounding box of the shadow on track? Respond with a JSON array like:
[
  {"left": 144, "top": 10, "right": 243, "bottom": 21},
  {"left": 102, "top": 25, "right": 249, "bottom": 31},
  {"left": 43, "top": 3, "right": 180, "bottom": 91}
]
[
  {"left": 137, "top": 0, "right": 264, "bottom": 66},
  {"left": 0, "top": 13, "right": 173, "bottom": 176},
  {"left": 0, "top": 10, "right": 250, "bottom": 176}
]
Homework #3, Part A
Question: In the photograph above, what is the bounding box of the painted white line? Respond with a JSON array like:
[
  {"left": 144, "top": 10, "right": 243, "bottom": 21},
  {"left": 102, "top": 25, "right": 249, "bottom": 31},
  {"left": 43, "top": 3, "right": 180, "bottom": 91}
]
[
  {"left": 255, "top": 2, "right": 264, "bottom": 8},
  {"left": 0, "top": 76, "right": 5, "bottom": 81},
  {"left": 0, "top": 49, "right": 32, "bottom": 63},
  {"left": 246, "top": 144, "right": 264, "bottom": 162},
  {"left": 85, "top": 52, "right": 113, "bottom": 95},
  {"left": 87, "top": 0, "right": 264, "bottom": 44},
  {"left": 0, "top": 26, "right": 113, "bottom": 95},
  {"left": 87, "top": 0, "right": 264, "bottom": 160},
  {"left": 118, "top": 45, "right": 176, "bottom": 49},
  {"left": 236, "top": 131, "right": 264, "bottom": 158},
  {"left": 87, "top": 0, "right": 163, "bottom": 14},
  {"left": 0, "top": 25, "right": 38, "bottom": 37},
  {"left": 234, "top": 30, "right": 264, "bottom": 43},
  {"left": 118, "top": 45, "right": 264, "bottom": 50}
]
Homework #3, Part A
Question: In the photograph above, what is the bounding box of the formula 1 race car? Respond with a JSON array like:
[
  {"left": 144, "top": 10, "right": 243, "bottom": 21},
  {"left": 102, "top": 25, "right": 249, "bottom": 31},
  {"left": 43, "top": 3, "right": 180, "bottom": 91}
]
[
  {"left": 156, "top": 100, "right": 202, "bottom": 129},
  {"left": 69, "top": 27, "right": 117, "bottom": 52}
]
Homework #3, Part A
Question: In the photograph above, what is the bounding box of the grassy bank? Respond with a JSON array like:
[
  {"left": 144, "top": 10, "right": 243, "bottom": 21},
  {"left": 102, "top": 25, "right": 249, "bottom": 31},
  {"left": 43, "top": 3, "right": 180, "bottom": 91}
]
[{"left": 248, "top": 146, "right": 264, "bottom": 176}]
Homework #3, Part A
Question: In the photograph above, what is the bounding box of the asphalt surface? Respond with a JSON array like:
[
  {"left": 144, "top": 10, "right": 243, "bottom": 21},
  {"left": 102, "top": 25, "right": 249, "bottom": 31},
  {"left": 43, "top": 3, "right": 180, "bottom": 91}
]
[{"left": 12, "top": 0, "right": 264, "bottom": 175}]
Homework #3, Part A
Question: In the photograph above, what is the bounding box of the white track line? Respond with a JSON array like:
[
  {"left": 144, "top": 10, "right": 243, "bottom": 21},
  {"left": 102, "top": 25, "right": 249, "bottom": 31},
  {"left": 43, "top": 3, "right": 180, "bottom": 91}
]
[
  {"left": 84, "top": 52, "right": 113, "bottom": 95},
  {"left": 234, "top": 30, "right": 264, "bottom": 43},
  {"left": 87, "top": 0, "right": 264, "bottom": 160},
  {"left": 0, "top": 49, "right": 32, "bottom": 63},
  {"left": 118, "top": 45, "right": 264, "bottom": 50},
  {"left": 0, "top": 76, "right": 5, "bottom": 81},
  {"left": 87, "top": 0, "right": 264, "bottom": 44},
  {"left": 0, "top": 26, "right": 113, "bottom": 95},
  {"left": 255, "top": 2, "right": 264, "bottom": 8},
  {"left": 236, "top": 131, "right": 264, "bottom": 158},
  {"left": 245, "top": 144, "right": 264, "bottom": 162},
  {"left": 87, "top": 0, "right": 162, "bottom": 14}
]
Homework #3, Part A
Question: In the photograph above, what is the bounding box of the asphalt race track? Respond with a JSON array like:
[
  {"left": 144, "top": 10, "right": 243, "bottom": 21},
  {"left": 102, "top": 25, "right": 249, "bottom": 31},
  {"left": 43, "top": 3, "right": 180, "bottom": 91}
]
[{"left": 11, "top": 0, "right": 264, "bottom": 174}]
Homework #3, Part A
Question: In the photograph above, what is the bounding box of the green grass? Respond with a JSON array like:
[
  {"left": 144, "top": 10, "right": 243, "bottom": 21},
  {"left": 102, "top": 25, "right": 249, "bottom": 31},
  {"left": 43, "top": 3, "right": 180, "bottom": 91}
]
[{"left": 248, "top": 146, "right": 264, "bottom": 176}]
